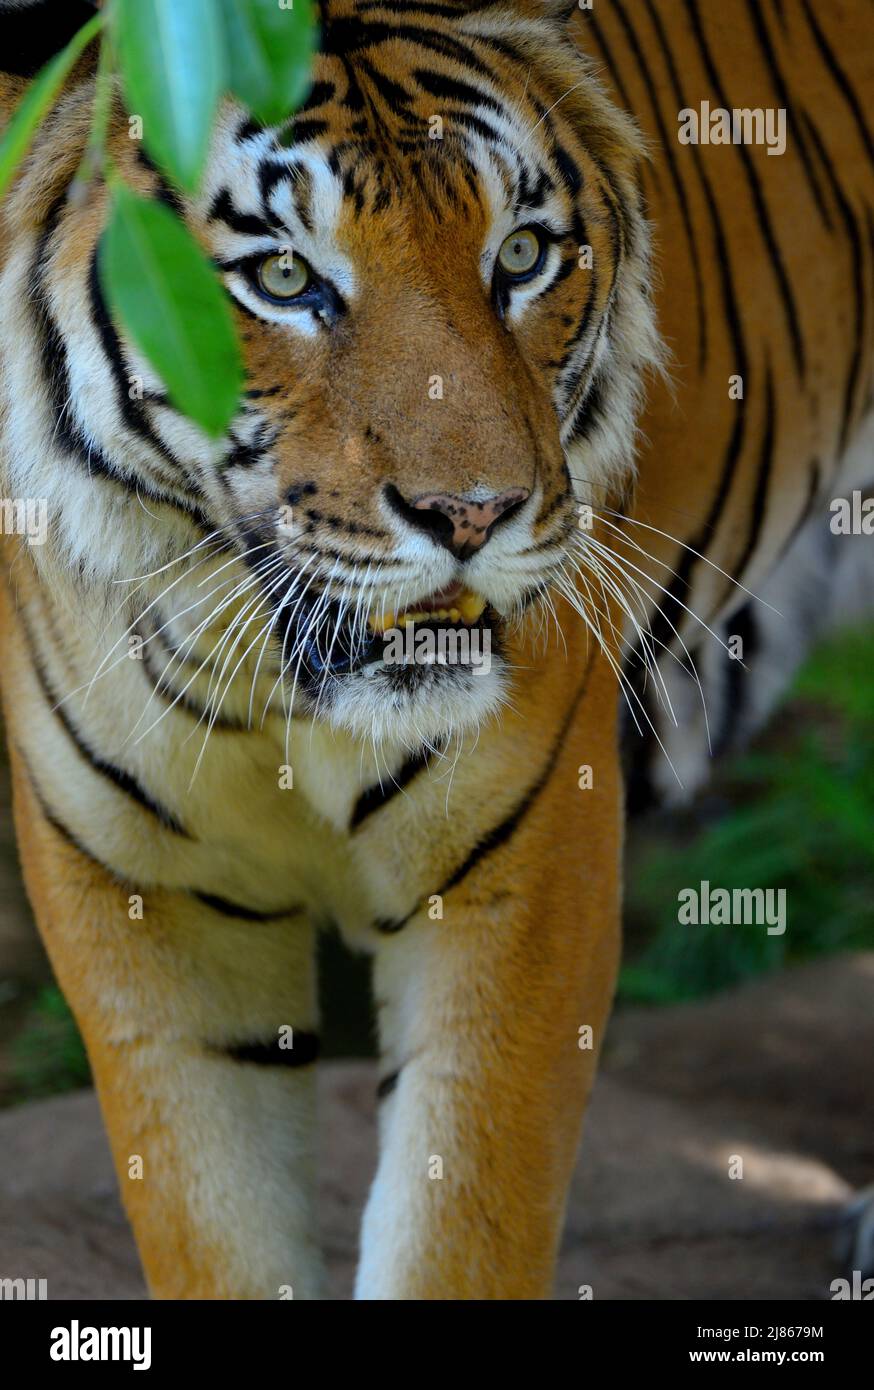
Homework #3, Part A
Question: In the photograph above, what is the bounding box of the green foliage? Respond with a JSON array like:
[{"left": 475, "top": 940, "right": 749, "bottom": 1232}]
[
  {"left": 220, "top": 0, "right": 317, "bottom": 126},
  {"left": 0, "top": 0, "right": 318, "bottom": 434},
  {"left": 100, "top": 186, "right": 243, "bottom": 436},
  {"left": 10, "top": 987, "right": 90, "bottom": 1102},
  {"left": 0, "top": 10, "right": 103, "bottom": 199},
  {"left": 113, "top": 0, "right": 225, "bottom": 194},
  {"left": 621, "top": 625, "right": 874, "bottom": 1003}
]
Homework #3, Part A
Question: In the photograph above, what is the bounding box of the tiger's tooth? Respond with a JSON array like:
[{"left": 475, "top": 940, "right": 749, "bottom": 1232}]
[
  {"left": 457, "top": 591, "right": 486, "bottom": 623},
  {"left": 370, "top": 591, "right": 486, "bottom": 632},
  {"left": 368, "top": 610, "right": 396, "bottom": 634}
]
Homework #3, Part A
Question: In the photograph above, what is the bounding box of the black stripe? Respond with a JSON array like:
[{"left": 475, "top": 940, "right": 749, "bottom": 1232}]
[
  {"left": 566, "top": 374, "right": 607, "bottom": 447},
  {"left": 19, "top": 747, "right": 133, "bottom": 883},
  {"left": 556, "top": 262, "right": 599, "bottom": 384},
  {"left": 19, "top": 608, "right": 190, "bottom": 836},
  {"left": 21, "top": 748, "right": 303, "bottom": 927},
  {"left": 30, "top": 207, "right": 122, "bottom": 478},
  {"left": 374, "top": 917, "right": 407, "bottom": 935},
  {"left": 333, "top": 16, "right": 499, "bottom": 86},
  {"left": 137, "top": 632, "right": 245, "bottom": 730},
  {"left": 683, "top": 0, "right": 806, "bottom": 380},
  {"left": 582, "top": 8, "right": 636, "bottom": 122},
  {"left": 615, "top": 0, "right": 707, "bottom": 369},
  {"left": 350, "top": 747, "right": 431, "bottom": 829},
  {"left": 800, "top": 111, "right": 866, "bottom": 453},
  {"left": 29, "top": 202, "right": 210, "bottom": 529},
  {"left": 744, "top": 0, "right": 833, "bottom": 232},
  {"left": 640, "top": 2, "right": 750, "bottom": 654},
  {"left": 88, "top": 251, "right": 202, "bottom": 484},
  {"left": 544, "top": 247, "right": 582, "bottom": 304},
  {"left": 552, "top": 142, "right": 583, "bottom": 200},
  {"left": 134, "top": 146, "right": 185, "bottom": 216},
  {"left": 800, "top": 0, "right": 874, "bottom": 175},
  {"left": 193, "top": 891, "right": 305, "bottom": 923},
  {"left": 279, "top": 116, "right": 330, "bottom": 148},
  {"left": 374, "top": 650, "right": 597, "bottom": 933},
  {"left": 208, "top": 188, "right": 277, "bottom": 238},
  {"left": 731, "top": 359, "right": 776, "bottom": 588},
  {"left": 770, "top": 457, "right": 822, "bottom": 571},
  {"left": 357, "top": 57, "right": 415, "bottom": 117},
  {"left": 297, "top": 79, "right": 336, "bottom": 112},
  {"left": 288, "top": 162, "right": 315, "bottom": 233},
  {"left": 412, "top": 66, "right": 504, "bottom": 119},
  {"left": 245, "top": 385, "right": 283, "bottom": 399},
  {"left": 376, "top": 1069, "right": 400, "bottom": 1100},
  {"left": 222, "top": 1034, "right": 320, "bottom": 1067},
  {"left": 438, "top": 651, "right": 598, "bottom": 896},
  {"left": 434, "top": 107, "right": 505, "bottom": 147},
  {"left": 326, "top": 12, "right": 496, "bottom": 77},
  {"left": 235, "top": 117, "right": 265, "bottom": 142}
]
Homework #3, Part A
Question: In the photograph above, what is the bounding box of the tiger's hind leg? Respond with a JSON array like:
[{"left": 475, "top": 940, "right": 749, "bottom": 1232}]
[
  {"left": 7, "top": 746, "right": 324, "bottom": 1300},
  {"left": 633, "top": 412, "right": 874, "bottom": 809}
]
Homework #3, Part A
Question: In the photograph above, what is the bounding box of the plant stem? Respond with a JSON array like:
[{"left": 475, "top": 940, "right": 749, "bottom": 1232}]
[{"left": 68, "top": 3, "right": 117, "bottom": 206}]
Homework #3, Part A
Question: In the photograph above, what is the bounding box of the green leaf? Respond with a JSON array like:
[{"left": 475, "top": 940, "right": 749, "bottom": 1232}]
[
  {"left": 219, "top": 0, "right": 317, "bottom": 126},
  {"left": 99, "top": 187, "right": 243, "bottom": 437},
  {"left": 113, "top": 0, "right": 225, "bottom": 193},
  {"left": 0, "top": 11, "right": 102, "bottom": 200}
]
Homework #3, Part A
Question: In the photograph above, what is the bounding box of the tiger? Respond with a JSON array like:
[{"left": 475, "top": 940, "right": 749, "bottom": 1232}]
[{"left": 0, "top": 0, "right": 870, "bottom": 1301}]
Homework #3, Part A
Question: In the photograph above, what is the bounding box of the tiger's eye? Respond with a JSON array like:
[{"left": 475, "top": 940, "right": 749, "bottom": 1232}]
[
  {"left": 257, "top": 252, "right": 310, "bottom": 300},
  {"left": 497, "top": 228, "right": 542, "bottom": 277}
]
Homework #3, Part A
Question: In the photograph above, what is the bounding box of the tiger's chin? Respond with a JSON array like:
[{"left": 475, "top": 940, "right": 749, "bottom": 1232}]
[
  {"left": 288, "top": 591, "right": 515, "bottom": 747},
  {"left": 319, "top": 653, "right": 511, "bottom": 749}
]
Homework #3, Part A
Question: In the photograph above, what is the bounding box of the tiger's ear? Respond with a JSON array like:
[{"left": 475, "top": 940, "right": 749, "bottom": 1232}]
[
  {"left": 543, "top": 0, "right": 582, "bottom": 21},
  {"left": 0, "top": 0, "right": 99, "bottom": 80},
  {"left": 1, "top": 1, "right": 100, "bottom": 216},
  {"left": 511, "top": 1, "right": 584, "bottom": 30}
]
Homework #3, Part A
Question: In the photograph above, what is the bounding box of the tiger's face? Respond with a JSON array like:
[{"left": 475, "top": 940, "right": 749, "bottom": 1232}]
[{"left": 3, "top": 0, "right": 658, "bottom": 749}]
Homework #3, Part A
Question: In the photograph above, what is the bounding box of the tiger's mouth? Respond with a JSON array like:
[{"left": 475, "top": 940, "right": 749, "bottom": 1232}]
[
  {"left": 366, "top": 583, "right": 487, "bottom": 633},
  {"left": 291, "top": 581, "right": 498, "bottom": 683}
]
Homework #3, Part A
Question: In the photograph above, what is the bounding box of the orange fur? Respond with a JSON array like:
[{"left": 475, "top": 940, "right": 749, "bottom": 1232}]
[{"left": 0, "top": 0, "right": 871, "bottom": 1300}]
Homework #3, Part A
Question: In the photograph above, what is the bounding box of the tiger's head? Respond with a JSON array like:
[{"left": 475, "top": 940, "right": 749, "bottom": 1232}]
[{"left": 0, "top": 0, "right": 660, "bottom": 749}]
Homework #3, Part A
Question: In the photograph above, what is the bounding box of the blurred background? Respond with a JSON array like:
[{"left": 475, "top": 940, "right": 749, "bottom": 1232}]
[{"left": 1, "top": 620, "right": 873, "bottom": 1298}]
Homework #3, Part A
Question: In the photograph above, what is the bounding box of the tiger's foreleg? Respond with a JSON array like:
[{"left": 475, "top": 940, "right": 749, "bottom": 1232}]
[
  {"left": 7, "top": 749, "right": 325, "bottom": 1300},
  {"left": 355, "top": 648, "right": 622, "bottom": 1300}
]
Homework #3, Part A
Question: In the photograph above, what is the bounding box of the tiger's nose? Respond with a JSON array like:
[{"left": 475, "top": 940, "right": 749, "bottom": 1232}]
[{"left": 386, "top": 485, "right": 530, "bottom": 560}]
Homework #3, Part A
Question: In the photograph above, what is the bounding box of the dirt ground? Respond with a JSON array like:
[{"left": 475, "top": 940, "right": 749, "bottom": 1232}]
[{"left": 1, "top": 952, "right": 871, "bottom": 1300}]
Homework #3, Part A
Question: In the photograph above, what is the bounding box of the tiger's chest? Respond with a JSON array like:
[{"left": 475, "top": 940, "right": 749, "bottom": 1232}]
[{"left": 166, "top": 716, "right": 408, "bottom": 937}]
